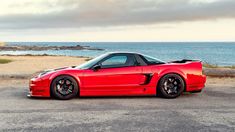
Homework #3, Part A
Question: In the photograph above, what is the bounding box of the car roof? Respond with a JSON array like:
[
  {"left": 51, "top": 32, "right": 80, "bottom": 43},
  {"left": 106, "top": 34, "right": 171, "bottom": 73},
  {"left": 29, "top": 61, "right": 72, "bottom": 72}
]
[{"left": 106, "top": 51, "right": 141, "bottom": 56}]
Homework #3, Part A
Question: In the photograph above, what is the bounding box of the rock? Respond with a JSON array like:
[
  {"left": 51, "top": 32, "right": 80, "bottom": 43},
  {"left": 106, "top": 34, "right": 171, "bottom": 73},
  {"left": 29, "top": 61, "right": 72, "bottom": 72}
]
[
  {"left": 203, "top": 68, "right": 235, "bottom": 77},
  {"left": 0, "top": 44, "right": 104, "bottom": 51}
]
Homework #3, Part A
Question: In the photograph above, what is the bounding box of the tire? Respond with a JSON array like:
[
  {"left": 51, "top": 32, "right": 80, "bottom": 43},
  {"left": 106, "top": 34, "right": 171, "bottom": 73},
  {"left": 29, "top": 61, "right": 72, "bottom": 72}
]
[
  {"left": 51, "top": 75, "right": 79, "bottom": 100},
  {"left": 158, "top": 73, "right": 185, "bottom": 98}
]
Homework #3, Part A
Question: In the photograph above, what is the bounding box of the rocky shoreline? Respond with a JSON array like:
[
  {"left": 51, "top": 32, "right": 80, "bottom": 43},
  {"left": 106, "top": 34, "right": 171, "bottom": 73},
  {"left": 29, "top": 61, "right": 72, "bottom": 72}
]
[
  {"left": 203, "top": 68, "right": 235, "bottom": 77},
  {"left": 0, "top": 44, "right": 103, "bottom": 51}
]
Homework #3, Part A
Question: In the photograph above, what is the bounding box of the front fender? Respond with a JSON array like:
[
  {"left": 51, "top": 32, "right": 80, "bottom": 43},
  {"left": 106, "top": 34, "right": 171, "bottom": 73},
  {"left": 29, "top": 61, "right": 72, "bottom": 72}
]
[{"left": 48, "top": 71, "right": 82, "bottom": 88}]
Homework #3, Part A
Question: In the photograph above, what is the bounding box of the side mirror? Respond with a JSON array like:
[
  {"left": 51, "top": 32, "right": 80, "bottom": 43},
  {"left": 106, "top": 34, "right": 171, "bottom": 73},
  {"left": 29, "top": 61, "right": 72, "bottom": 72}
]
[{"left": 92, "top": 64, "right": 101, "bottom": 71}]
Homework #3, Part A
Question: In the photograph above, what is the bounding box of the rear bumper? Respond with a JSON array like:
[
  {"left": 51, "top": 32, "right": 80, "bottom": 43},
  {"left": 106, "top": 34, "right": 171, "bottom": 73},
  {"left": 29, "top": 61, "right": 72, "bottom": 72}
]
[
  {"left": 29, "top": 78, "right": 50, "bottom": 97},
  {"left": 187, "top": 75, "right": 206, "bottom": 92}
]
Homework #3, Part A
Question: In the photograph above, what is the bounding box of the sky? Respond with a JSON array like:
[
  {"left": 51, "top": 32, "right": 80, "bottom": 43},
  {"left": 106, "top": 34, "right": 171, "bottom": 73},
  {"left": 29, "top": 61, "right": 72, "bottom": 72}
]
[{"left": 0, "top": 0, "right": 235, "bottom": 42}]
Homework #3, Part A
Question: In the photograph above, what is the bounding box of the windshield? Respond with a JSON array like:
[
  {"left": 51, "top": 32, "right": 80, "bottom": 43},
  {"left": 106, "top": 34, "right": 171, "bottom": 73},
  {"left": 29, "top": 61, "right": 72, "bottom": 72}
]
[
  {"left": 141, "top": 55, "right": 165, "bottom": 64},
  {"left": 76, "top": 53, "right": 108, "bottom": 69}
]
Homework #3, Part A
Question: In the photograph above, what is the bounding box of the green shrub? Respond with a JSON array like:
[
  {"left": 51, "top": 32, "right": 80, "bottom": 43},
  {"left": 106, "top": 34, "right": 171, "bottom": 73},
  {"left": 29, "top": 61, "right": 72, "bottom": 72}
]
[
  {"left": 203, "top": 62, "right": 235, "bottom": 69},
  {"left": 203, "top": 63, "right": 218, "bottom": 68},
  {"left": 0, "top": 59, "right": 12, "bottom": 64}
]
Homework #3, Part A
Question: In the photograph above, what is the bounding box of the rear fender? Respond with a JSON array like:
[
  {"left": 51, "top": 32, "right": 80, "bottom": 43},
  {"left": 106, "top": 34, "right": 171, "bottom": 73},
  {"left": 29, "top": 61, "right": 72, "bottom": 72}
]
[
  {"left": 156, "top": 68, "right": 187, "bottom": 90},
  {"left": 158, "top": 68, "right": 187, "bottom": 80}
]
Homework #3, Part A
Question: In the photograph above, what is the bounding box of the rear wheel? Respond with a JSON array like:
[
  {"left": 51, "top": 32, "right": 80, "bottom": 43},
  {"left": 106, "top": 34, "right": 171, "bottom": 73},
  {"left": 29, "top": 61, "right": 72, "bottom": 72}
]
[
  {"left": 158, "top": 74, "right": 185, "bottom": 98},
  {"left": 51, "top": 75, "right": 78, "bottom": 100}
]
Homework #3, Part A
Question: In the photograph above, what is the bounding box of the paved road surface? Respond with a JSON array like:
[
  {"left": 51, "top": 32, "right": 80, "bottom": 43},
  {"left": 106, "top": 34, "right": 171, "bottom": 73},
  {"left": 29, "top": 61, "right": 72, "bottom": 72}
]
[{"left": 0, "top": 83, "right": 235, "bottom": 132}]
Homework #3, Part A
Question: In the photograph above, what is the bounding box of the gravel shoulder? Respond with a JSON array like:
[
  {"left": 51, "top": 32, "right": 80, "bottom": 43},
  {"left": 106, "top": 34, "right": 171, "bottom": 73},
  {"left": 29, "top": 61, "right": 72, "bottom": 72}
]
[{"left": 0, "top": 77, "right": 234, "bottom": 132}]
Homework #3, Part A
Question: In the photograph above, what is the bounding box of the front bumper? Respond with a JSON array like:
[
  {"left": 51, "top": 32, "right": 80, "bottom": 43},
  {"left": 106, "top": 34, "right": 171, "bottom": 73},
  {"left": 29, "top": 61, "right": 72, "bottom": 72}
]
[{"left": 28, "top": 77, "right": 51, "bottom": 97}]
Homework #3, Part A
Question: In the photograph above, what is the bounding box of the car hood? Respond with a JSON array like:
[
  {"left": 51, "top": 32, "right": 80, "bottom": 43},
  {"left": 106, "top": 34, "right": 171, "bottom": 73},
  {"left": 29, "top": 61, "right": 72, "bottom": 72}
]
[{"left": 38, "top": 66, "right": 79, "bottom": 77}]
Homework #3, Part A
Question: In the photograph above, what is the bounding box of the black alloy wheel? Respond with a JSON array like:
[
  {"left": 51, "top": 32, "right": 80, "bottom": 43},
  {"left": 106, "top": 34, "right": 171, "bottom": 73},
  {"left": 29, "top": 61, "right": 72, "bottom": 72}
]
[
  {"left": 158, "top": 74, "right": 185, "bottom": 98},
  {"left": 51, "top": 75, "right": 79, "bottom": 100}
]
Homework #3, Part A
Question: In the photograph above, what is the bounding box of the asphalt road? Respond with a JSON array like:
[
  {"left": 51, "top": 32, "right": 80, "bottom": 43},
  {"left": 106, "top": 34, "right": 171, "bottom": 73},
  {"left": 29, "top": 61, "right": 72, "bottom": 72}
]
[{"left": 0, "top": 83, "right": 235, "bottom": 132}]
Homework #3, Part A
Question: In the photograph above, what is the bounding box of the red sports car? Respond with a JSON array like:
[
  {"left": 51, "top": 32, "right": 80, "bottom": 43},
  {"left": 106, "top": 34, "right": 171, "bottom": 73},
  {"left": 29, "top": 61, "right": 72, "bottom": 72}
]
[{"left": 29, "top": 52, "right": 206, "bottom": 100}]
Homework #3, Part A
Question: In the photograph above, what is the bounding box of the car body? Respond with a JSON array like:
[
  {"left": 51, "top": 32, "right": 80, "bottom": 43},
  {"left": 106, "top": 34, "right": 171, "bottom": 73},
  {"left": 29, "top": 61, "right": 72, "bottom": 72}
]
[{"left": 29, "top": 52, "right": 206, "bottom": 99}]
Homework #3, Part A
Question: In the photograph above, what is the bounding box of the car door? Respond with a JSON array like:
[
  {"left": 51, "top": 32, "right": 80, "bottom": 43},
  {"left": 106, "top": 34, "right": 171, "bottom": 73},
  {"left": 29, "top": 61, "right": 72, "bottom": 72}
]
[{"left": 82, "top": 54, "right": 147, "bottom": 95}]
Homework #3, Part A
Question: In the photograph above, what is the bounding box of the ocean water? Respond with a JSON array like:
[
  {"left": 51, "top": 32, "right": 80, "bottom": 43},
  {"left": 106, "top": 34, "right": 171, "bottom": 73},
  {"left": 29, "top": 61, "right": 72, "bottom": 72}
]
[{"left": 1, "top": 42, "right": 235, "bottom": 66}]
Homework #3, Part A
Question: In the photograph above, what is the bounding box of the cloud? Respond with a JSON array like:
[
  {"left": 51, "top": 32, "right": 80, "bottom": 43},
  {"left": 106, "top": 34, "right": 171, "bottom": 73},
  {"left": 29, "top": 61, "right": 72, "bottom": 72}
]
[{"left": 0, "top": 0, "right": 235, "bottom": 29}]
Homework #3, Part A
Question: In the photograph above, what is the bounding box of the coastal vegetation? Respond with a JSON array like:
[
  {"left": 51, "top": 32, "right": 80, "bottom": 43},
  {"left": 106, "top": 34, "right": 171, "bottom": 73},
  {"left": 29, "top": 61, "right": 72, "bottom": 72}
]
[
  {"left": 203, "top": 62, "right": 235, "bottom": 69},
  {"left": 0, "top": 58, "right": 12, "bottom": 64}
]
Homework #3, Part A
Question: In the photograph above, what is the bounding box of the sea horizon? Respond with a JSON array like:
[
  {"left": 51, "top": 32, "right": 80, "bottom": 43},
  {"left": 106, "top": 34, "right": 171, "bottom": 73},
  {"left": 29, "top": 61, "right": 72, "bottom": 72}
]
[{"left": 1, "top": 42, "right": 235, "bottom": 66}]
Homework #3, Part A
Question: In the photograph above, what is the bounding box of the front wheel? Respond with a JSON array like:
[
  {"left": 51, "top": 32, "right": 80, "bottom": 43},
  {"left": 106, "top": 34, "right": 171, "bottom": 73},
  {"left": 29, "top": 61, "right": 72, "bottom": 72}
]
[
  {"left": 51, "top": 75, "right": 79, "bottom": 100},
  {"left": 158, "top": 74, "right": 185, "bottom": 98}
]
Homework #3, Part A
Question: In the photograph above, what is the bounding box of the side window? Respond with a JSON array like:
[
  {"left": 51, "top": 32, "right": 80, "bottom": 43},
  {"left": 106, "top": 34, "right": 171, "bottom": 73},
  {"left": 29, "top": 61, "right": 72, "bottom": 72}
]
[
  {"left": 141, "top": 55, "right": 165, "bottom": 65},
  {"left": 144, "top": 56, "right": 158, "bottom": 62},
  {"left": 101, "top": 55, "right": 135, "bottom": 68}
]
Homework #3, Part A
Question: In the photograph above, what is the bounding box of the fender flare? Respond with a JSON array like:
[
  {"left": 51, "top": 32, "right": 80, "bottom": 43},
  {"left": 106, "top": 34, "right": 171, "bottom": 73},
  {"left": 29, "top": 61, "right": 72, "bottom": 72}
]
[
  {"left": 49, "top": 73, "right": 81, "bottom": 96},
  {"left": 156, "top": 68, "right": 187, "bottom": 91}
]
